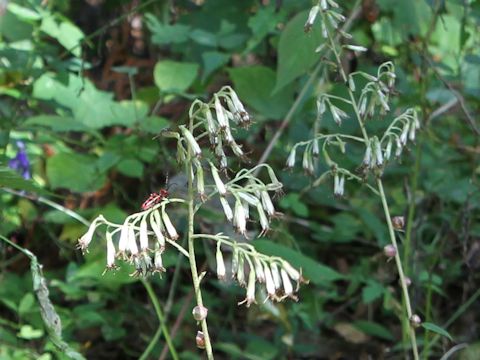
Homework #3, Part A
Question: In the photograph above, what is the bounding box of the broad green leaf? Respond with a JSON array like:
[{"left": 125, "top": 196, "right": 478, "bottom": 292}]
[
  {"left": 23, "top": 115, "right": 90, "bottom": 132},
  {"left": 57, "top": 21, "right": 84, "bottom": 57},
  {"left": 229, "top": 66, "right": 295, "bottom": 119},
  {"left": 246, "top": 5, "right": 284, "bottom": 52},
  {"left": 353, "top": 320, "right": 395, "bottom": 341},
  {"left": 139, "top": 116, "right": 170, "bottom": 134},
  {"left": 202, "top": 51, "right": 230, "bottom": 81},
  {"left": 33, "top": 73, "right": 141, "bottom": 129},
  {"left": 422, "top": 322, "right": 453, "bottom": 341},
  {"left": 254, "top": 240, "right": 343, "bottom": 284},
  {"left": 46, "top": 153, "right": 106, "bottom": 192},
  {"left": 145, "top": 14, "right": 190, "bottom": 45},
  {"left": 274, "top": 10, "right": 324, "bottom": 92},
  {"left": 153, "top": 60, "right": 199, "bottom": 93}
]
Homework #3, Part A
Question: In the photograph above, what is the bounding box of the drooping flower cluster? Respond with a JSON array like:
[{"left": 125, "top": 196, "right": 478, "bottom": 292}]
[
  {"left": 213, "top": 239, "right": 306, "bottom": 306},
  {"left": 77, "top": 199, "right": 182, "bottom": 276},
  {"left": 211, "top": 164, "right": 283, "bottom": 238},
  {"left": 180, "top": 86, "right": 252, "bottom": 171}
]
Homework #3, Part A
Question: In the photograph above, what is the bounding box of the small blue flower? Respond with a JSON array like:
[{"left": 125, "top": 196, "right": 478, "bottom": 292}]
[{"left": 8, "top": 141, "right": 31, "bottom": 179}]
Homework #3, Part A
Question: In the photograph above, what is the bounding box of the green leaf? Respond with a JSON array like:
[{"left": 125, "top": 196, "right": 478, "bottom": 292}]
[
  {"left": 422, "top": 322, "right": 453, "bottom": 341},
  {"left": 246, "top": 5, "right": 284, "bottom": 52},
  {"left": 57, "top": 21, "right": 84, "bottom": 57},
  {"left": 274, "top": 10, "right": 324, "bottom": 92},
  {"left": 0, "top": 167, "right": 46, "bottom": 194},
  {"left": 46, "top": 153, "right": 106, "bottom": 192},
  {"left": 116, "top": 158, "right": 144, "bottom": 178},
  {"left": 23, "top": 115, "right": 90, "bottom": 132},
  {"left": 153, "top": 60, "right": 199, "bottom": 93},
  {"left": 353, "top": 320, "right": 395, "bottom": 341},
  {"left": 229, "top": 66, "right": 295, "bottom": 119},
  {"left": 202, "top": 51, "right": 230, "bottom": 82},
  {"left": 139, "top": 116, "right": 170, "bottom": 134},
  {"left": 362, "top": 280, "right": 385, "bottom": 304},
  {"left": 145, "top": 14, "right": 190, "bottom": 45},
  {"left": 254, "top": 240, "right": 343, "bottom": 284},
  {"left": 7, "top": 3, "right": 41, "bottom": 21},
  {"left": 18, "top": 293, "right": 35, "bottom": 316},
  {"left": 279, "top": 193, "right": 309, "bottom": 217},
  {"left": 17, "top": 325, "right": 44, "bottom": 340}
]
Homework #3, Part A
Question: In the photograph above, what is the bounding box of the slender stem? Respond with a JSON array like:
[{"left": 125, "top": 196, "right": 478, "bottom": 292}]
[
  {"left": 254, "top": 2, "right": 362, "bottom": 173},
  {"left": 187, "top": 118, "right": 214, "bottom": 359},
  {"left": 377, "top": 179, "right": 419, "bottom": 360},
  {"left": 140, "top": 279, "right": 179, "bottom": 360}
]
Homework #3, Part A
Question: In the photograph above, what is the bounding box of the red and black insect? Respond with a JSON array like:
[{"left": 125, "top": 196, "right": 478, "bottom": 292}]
[{"left": 141, "top": 189, "right": 169, "bottom": 211}]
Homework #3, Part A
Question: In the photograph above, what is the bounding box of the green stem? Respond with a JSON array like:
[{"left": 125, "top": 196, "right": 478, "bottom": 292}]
[
  {"left": 377, "top": 179, "right": 419, "bottom": 360},
  {"left": 140, "top": 279, "right": 179, "bottom": 360},
  {"left": 187, "top": 118, "right": 214, "bottom": 359}
]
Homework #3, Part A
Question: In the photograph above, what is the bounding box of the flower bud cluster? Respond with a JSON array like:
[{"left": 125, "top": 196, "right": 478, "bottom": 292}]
[
  {"left": 212, "top": 164, "right": 283, "bottom": 238},
  {"left": 215, "top": 240, "right": 306, "bottom": 306},
  {"left": 78, "top": 200, "right": 181, "bottom": 277},
  {"left": 304, "top": 0, "right": 343, "bottom": 37},
  {"left": 357, "top": 62, "right": 397, "bottom": 118}
]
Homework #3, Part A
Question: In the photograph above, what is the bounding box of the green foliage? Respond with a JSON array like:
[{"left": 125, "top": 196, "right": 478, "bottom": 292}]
[{"left": 1, "top": 0, "right": 480, "bottom": 359}]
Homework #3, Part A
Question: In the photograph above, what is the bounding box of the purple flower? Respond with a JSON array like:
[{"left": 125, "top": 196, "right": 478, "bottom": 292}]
[{"left": 9, "top": 141, "right": 31, "bottom": 179}]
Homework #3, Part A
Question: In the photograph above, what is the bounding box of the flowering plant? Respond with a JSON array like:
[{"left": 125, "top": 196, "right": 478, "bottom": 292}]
[{"left": 78, "top": 87, "right": 306, "bottom": 359}]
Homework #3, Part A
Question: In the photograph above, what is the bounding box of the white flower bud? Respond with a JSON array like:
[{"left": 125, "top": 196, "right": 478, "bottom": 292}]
[
  {"left": 302, "top": 149, "right": 314, "bottom": 175},
  {"left": 106, "top": 232, "right": 116, "bottom": 269},
  {"left": 257, "top": 203, "right": 270, "bottom": 237},
  {"left": 154, "top": 249, "right": 165, "bottom": 272},
  {"left": 375, "top": 139, "right": 383, "bottom": 166},
  {"left": 239, "top": 266, "right": 256, "bottom": 307},
  {"left": 312, "top": 139, "right": 320, "bottom": 157},
  {"left": 205, "top": 106, "right": 217, "bottom": 138},
  {"left": 286, "top": 148, "right": 297, "bottom": 168},
  {"left": 363, "top": 142, "right": 372, "bottom": 166},
  {"left": 281, "top": 268, "right": 294, "bottom": 297},
  {"left": 270, "top": 262, "right": 281, "bottom": 290},
  {"left": 139, "top": 217, "right": 149, "bottom": 251},
  {"left": 385, "top": 139, "right": 392, "bottom": 160},
  {"left": 304, "top": 5, "right": 320, "bottom": 32},
  {"left": 210, "top": 162, "right": 227, "bottom": 195},
  {"left": 219, "top": 196, "right": 233, "bottom": 222},
  {"left": 359, "top": 95, "right": 367, "bottom": 116},
  {"left": 344, "top": 44, "right": 368, "bottom": 52},
  {"left": 127, "top": 226, "right": 138, "bottom": 256},
  {"left": 236, "top": 254, "right": 245, "bottom": 286},
  {"left": 282, "top": 261, "right": 301, "bottom": 283},
  {"left": 320, "top": 0, "right": 328, "bottom": 10},
  {"left": 161, "top": 209, "right": 179, "bottom": 240},
  {"left": 377, "top": 90, "right": 390, "bottom": 112},
  {"left": 238, "top": 192, "right": 259, "bottom": 206},
  {"left": 150, "top": 211, "right": 165, "bottom": 249},
  {"left": 234, "top": 198, "right": 247, "bottom": 236},
  {"left": 78, "top": 218, "right": 100, "bottom": 253},
  {"left": 254, "top": 257, "right": 265, "bottom": 283},
  {"left": 395, "top": 137, "right": 403, "bottom": 157},
  {"left": 260, "top": 191, "right": 275, "bottom": 217},
  {"left": 180, "top": 126, "right": 202, "bottom": 157},
  {"left": 214, "top": 95, "right": 228, "bottom": 129},
  {"left": 400, "top": 123, "right": 409, "bottom": 145},
  {"left": 409, "top": 119, "right": 416, "bottom": 141},
  {"left": 348, "top": 75, "right": 356, "bottom": 92},
  {"left": 216, "top": 243, "right": 226, "bottom": 280},
  {"left": 263, "top": 262, "right": 276, "bottom": 300},
  {"left": 118, "top": 223, "right": 129, "bottom": 253}
]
